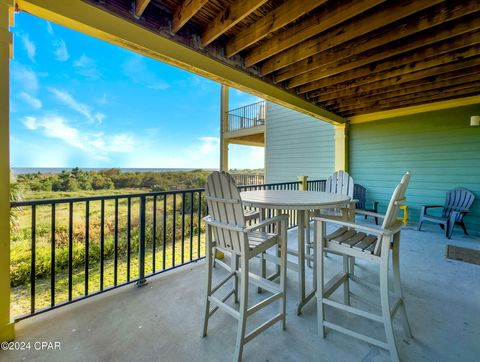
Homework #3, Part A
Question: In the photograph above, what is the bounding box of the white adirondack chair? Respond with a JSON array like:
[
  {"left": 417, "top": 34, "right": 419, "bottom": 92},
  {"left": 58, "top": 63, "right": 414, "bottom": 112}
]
[
  {"left": 325, "top": 170, "right": 354, "bottom": 197},
  {"left": 202, "top": 171, "right": 288, "bottom": 362},
  {"left": 307, "top": 170, "right": 355, "bottom": 267},
  {"left": 314, "top": 172, "right": 413, "bottom": 362}
]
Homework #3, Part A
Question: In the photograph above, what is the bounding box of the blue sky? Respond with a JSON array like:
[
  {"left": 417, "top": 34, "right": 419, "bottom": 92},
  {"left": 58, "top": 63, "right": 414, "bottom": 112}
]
[{"left": 10, "top": 13, "right": 264, "bottom": 169}]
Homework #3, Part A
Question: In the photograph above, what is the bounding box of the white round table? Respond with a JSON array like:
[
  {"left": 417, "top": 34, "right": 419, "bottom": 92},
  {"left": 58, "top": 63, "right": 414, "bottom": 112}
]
[{"left": 241, "top": 190, "right": 351, "bottom": 314}]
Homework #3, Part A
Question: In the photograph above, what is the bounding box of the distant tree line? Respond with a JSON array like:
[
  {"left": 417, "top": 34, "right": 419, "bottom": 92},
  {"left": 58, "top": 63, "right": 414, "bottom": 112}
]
[{"left": 13, "top": 168, "right": 213, "bottom": 192}]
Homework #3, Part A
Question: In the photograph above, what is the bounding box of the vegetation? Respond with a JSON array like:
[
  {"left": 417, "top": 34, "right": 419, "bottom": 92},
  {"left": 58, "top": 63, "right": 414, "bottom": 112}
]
[{"left": 10, "top": 168, "right": 263, "bottom": 317}]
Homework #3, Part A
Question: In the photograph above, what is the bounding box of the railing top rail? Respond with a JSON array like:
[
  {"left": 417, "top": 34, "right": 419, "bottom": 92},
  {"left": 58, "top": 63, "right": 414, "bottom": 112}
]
[
  {"left": 227, "top": 100, "right": 266, "bottom": 114},
  {"left": 10, "top": 180, "right": 312, "bottom": 207}
]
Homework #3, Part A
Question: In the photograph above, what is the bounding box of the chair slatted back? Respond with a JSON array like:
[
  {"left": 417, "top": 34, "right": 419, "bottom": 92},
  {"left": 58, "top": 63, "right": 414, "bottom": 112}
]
[
  {"left": 325, "top": 171, "right": 354, "bottom": 197},
  {"left": 381, "top": 172, "right": 411, "bottom": 231},
  {"left": 442, "top": 188, "right": 475, "bottom": 222},
  {"left": 353, "top": 184, "right": 367, "bottom": 210},
  {"left": 206, "top": 172, "right": 247, "bottom": 255}
]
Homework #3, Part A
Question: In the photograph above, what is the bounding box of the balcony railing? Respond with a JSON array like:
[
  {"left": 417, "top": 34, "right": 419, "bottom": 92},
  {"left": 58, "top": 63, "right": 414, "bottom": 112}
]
[
  {"left": 10, "top": 179, "right": 326, "bottom": 320},
  {"left": 227, "top": 101, "right": 266, "bottom": 132},
  {"left": 231, "top": 173, "right": 264, "bottom": 186}
]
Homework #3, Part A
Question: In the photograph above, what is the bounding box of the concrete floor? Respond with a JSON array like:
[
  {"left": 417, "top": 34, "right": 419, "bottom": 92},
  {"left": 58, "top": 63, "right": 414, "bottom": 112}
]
[{"left": 2, "top": 221, "right": 480, "bottom": 362}]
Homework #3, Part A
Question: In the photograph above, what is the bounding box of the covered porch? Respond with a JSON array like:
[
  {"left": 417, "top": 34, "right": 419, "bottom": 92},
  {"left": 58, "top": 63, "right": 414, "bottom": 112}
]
[{"left": 2, "top": 223, "right": 479, "bottom": 362}]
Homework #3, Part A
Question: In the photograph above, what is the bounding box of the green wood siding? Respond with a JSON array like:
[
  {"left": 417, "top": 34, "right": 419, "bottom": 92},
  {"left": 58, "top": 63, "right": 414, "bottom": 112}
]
[
  {"left": 350, "top": 104, "right": 480, "bottom": 236},
  {"left": 265, "top": 102, "right": 334, "bottom": 183}
]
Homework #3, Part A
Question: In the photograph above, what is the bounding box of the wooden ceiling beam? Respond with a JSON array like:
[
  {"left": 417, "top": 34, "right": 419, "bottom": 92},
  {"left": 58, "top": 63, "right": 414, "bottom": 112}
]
[
  {"left": 225, "top": 0, "right": 326, "bottom": 58},
  {"left": 200, "top": 0, "right": 268, "bottom": 47},
  {"left": 341, "top": 89, "right": 480, "bottom": 117},
  {"left": 314, "top": 65, "right": 480, "bottom": 102},
  {"left": 334, "top": 83, "right": 480, "bottom": 113},
  {"left": 243, "top": 0, "right": 384, "bottom": 68},
  {"left": 325, "top": 75, "right": 480, "bottom": 110},
  {"left": 172, "top": 0, "right": 209, "bottom": 33},
  {"left": 286, "top": 14, "right": 480, "bottom": 88},
  {"left": 298, "top": 44, "right": 480, "bottom": 95},
  {"left": 258, "top": 0, "right": 442, "bottom": 75},
  {"left": 135, "top": 0, "right": 150, "bottom": 17},
  {"left": 274, "top": 0, "right": 480, "bottom": 83}
]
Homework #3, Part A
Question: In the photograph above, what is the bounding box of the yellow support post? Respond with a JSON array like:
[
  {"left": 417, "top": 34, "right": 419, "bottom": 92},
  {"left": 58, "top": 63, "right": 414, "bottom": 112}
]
[
  {"left": 0, "top": 0, "right": 14, "bottom": 342},
  {"left": 220, "top": 84, "right": 229, "bottom": 172},
  {"left": 335, "top": 124, "right": 349, "bottom": 172},
  {"left": 297, "top": 176, "right": 308, "bottom": 191}
]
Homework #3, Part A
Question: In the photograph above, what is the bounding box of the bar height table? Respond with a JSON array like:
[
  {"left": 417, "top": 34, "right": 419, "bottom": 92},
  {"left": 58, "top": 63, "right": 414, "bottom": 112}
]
[{"left": 241, "top": 190, "right": 351, "bottom": 315}]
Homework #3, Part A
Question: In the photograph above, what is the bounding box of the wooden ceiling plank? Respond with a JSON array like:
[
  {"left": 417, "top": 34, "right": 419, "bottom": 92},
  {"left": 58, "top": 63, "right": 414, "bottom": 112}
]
[
  {"left": 314, "top": 65, "right": 480, "bottom": 102},
  {"left": 325, "top": 74, "right": 480, "bottom": 109},
  {"left": 172, "top": 0, "right": 209, "bottom": 33},
  {"left": 275, "top": 0, "right": 480, "bottom": 83},
  {"left": 135, "top": 0, "right": 150, "bottom": 17},
  {"left": 243, "top": 0, "right": 385, "bottom": 68},
  {"left": 339, "top": 87, "right": 480, "bottom": 115},
  {"left": 200, "top": 0, "right": 268, "bottom": 47},
  {"left": 258, "top": 0, "right": 442, "bottom": 75},
  {"left": 286, "top": 14, "right": 480, "bottom": 88},
  {"left": 225, "top": 0, "right": 327, "bottom": 58},
  {"left": 298, "top": 44, "right": 480, "bottom": 95}
]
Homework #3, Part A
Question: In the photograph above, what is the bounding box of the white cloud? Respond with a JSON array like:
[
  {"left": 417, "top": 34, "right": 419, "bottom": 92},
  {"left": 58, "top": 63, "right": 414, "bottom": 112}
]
[
  {"left": 46, "top": 21, "right": 54, "bottom": 35},
  {"left": 11, "top": 63, "right": 39, "bottom": 92},
  {"left": 53, "top": 39, "right": 69, "bottom": 61},
  {"left": 74, "top": 54, "right": 101, "bottom": 79},
  {"left": 22, "top": 115, "right": 134, "bottom": 160},
  {"left": 48, "top": 87, "right": 104, "bottom": 123},
  {"left": 19, "top": 33, "right": 36, "bottom": 63},
  {"left": 19, "top": 92, "right": 42, "bottom": 109},
  {"left": 122, "top": 55, "right": 170, "bottom": 90}
]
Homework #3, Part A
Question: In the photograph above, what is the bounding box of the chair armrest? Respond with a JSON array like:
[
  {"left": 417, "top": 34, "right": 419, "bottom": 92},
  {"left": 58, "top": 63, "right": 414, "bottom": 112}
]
[
  {"left": 245, "top": 214, "right": 289, "bottom": 232},
  {"left": 203, "top": 216, "right": 244, "bottom": 232},
  {"left": 353, "top": 209, "right": 385, "bottom": 219},
  {"left": 313, "top": 216, "right": 392, "bottom": 236},
  {"left": 423, "top": 205, "right": 443, "bottom": 210}
]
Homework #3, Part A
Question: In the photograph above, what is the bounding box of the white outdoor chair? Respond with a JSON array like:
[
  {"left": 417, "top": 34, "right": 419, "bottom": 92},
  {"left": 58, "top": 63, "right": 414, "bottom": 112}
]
[
  {"left": 202, "top": 171, "right": 288, "bottom": 362},
  {"left": 307, "top": 170, "right": 355, "bottom": 267},
  {"left": 314, "top": 172, "right": 413, "bottom": 362}
]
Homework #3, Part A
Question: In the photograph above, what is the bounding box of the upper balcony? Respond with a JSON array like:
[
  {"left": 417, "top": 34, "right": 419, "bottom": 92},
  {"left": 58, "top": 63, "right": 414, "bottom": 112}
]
[{"left": 224, "top": 101, "right": 266, "bottom": 147}]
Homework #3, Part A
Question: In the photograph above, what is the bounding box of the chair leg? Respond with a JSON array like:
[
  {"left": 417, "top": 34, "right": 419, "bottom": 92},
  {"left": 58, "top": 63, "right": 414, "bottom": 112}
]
[
  {"left": 234, "top": 257, "right": 249, "bottom": 362},
  {"left": 280, "top": 222, "right": 287, "bottom": 331},
  {"left": 380, "top": 245, "right": 400, "bottom": 362},
  {"left": 374, "top": 217, "right": 379, "bottom": 225},
  {"left": 392, "top": 234, "right": 412, "bottom": 339},
  {"left": 258, "top": 253, "right": 266, "bottom": 293},
  {"left": 202, "top": 236, "right": 213, "bottom": 337},
  {"left": 460, "top": 222, "right": 469, "bottom": 235},
  {"left": 417, "top": 218, "right": 423, "bottom": 231},
  {"left": 232, "top": 254, "right": 239, "bottom": 303},
  {"left": 315, "top": 221, "right": 326, "bottom": 339},
  {"left": 343, "top": 256, "right": 350, "bottom": 306}
]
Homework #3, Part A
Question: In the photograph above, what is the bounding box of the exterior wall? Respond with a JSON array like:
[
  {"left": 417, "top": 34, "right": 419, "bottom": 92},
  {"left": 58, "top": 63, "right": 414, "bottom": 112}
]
[
  {"left": 350, "top": 104, "right": 480, "bottom": 235},
  {"left": 265, "top": 102, "right": 334, "bottom": 183}
]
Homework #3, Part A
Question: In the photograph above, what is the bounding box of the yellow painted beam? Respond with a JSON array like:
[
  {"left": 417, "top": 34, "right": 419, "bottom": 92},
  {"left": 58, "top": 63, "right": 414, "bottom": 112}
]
[
  {"left": 0, "top": 0, "right": 14, "bottom": 343},
  {"left": 334, "top": 124, "right": 349, "bottom": 172},
  {"left": 348, "top": 95, "right": 480, "bottom": 124},
  {"left": 16, "top": 0, "right": 345, "bottom": 125}
]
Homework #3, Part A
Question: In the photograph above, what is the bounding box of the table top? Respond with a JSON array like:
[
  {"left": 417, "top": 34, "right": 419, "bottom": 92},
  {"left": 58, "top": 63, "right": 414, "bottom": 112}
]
[{"left": 240, "top": 190, "right": 351, "bottom": 210}]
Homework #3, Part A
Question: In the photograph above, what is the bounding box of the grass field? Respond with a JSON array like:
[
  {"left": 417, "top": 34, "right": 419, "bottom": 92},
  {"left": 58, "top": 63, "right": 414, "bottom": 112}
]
[{"left": 11, "top": 188, "right": 207, "bottom": 318}]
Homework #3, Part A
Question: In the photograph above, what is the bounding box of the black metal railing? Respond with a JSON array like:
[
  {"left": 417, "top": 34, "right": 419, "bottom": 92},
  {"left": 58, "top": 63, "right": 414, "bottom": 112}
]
[
  {"left": 10, "top": 179, "right": 325, "bottom": 320},
  {"left": 307, "top": 179, "right": 326, "bottom": 192},
  {"left": 227, "top": 101, "right": 266, "bottom": 132},
  {"left": 232, "top": 173, "right": 264, "bottom": 186}
]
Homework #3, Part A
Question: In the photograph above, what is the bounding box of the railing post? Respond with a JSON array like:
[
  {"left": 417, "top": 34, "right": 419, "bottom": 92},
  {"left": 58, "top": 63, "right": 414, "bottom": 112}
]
[
  {"left": 298, "top": 176, "right": 308, "bottom": 191},
  {"left": 137, "top": 196, "right": 147, "bottom": 287}
]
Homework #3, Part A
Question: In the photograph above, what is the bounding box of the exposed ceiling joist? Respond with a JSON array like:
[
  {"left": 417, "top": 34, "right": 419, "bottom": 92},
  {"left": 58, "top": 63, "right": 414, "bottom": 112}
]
[
  {"left": 225, "top": 0, "right": 327, "bottom": 57},
  {"left": 258, "top": 0, "right": 442, "bottom": 75},
  {"left": 245, "top": 0, "right": 384, "bottom": 68},
  {"left": 200, "top": 0, "right": 268, "bottom": 47},
  {"left": 172, "top": 0, "right": 209, "bottom": 33},
  {"left": 135, "top": 0, "right": 150, "bottom": 17},
  {"left": 275, "top": 1, "right": 480, "bottom": 84}
]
